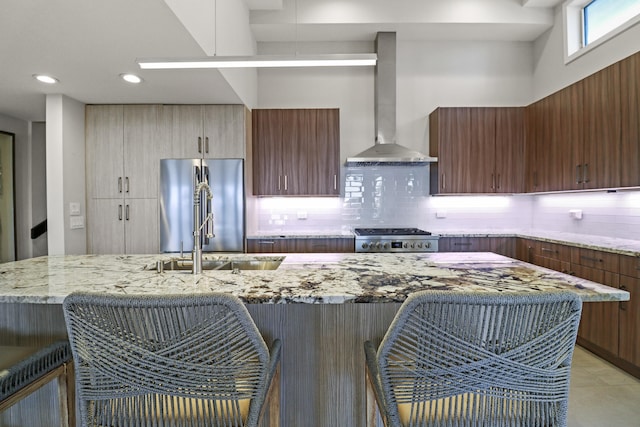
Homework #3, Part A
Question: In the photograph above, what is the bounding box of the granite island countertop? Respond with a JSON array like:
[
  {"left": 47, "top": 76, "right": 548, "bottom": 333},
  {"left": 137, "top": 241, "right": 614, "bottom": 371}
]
[{"left": 0, "top": 252, "right": 628, "bottom": 304}]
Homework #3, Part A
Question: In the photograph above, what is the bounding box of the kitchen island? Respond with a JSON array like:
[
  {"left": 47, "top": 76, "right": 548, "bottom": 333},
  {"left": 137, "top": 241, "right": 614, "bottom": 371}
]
[{"left": 0, "top": 252, "right": 628, "bottom": 426}]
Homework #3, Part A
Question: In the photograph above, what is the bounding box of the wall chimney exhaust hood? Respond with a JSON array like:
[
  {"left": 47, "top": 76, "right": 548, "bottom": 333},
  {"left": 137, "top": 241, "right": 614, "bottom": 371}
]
[{"left": 346, "top": 32, "right": 436, "bottom": 166}]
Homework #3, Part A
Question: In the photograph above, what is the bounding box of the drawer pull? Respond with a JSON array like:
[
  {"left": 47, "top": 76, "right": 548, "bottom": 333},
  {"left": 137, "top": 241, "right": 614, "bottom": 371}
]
[
  {"left": 581, "top": 255, "right": 603, "bottom": 263},
  {"left": 541, "top": 247, "right": 558, "bottom": 254},
  {"left": 259, "top": 241, "right": 276, "bottom": 245},
  {"left": 454, "top": 243, "right": 472, "bottom": 246}
]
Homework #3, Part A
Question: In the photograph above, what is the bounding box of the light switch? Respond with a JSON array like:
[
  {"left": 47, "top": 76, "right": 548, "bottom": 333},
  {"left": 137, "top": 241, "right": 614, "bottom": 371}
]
[
  {"left": 69, "top": 202, "right": 81, "bottom": 216},
  {"left": 70, "top": 216, "right": 85, "bottom": 229}
]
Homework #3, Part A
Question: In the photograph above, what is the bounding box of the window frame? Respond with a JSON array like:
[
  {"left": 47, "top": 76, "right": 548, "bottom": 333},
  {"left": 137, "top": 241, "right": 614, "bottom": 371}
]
[{"left": 563, "top": 0, "right": 640, "bottom": 63}]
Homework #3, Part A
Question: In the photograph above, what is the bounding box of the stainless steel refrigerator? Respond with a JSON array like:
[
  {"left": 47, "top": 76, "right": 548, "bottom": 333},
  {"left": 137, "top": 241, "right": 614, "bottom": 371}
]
[{"left": 160, "top": 159, "right": 245, "bottom": 253}]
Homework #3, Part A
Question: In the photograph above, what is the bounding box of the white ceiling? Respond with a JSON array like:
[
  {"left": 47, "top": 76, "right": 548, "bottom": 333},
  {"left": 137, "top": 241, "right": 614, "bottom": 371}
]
[{"left": 0, "top": 0, "right": 561, "bottom": 122}]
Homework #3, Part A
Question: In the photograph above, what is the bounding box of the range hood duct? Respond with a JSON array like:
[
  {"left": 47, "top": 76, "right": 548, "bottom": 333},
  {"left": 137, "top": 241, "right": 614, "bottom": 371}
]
[{"left": 346, "top": 32, "right": 436, "bottom": 166}]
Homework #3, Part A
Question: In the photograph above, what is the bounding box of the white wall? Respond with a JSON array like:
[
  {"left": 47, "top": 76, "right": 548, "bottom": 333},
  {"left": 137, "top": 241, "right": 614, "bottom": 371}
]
[
  {"left": 531, "top": 5, "right": 640, "bottom": 101},
  {"left": 0, "top": 113, "right": 31, "bottom": 260},
  {"left": 46, "top": 95, "right": 86, "bottom": 255}
]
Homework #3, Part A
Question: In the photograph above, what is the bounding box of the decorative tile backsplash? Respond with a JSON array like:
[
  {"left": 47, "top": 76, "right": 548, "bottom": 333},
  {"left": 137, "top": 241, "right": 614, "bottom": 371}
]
[{"left": 251, "top": 166, "right": 640, "bottom": 241}]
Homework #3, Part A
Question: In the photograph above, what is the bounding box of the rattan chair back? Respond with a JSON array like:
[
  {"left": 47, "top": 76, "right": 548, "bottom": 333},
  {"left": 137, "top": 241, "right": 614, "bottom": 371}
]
[
  {"left": 365, "top": 291, "right": 582, "bottom": 427},
  {"left": 64, "top": 293, "right": 279, "bottom": 427}
]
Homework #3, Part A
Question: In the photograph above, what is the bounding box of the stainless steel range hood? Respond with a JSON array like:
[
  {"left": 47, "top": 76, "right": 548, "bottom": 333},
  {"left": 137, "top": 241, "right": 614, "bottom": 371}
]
[{"left": 346, "top": 32, "right": 436, "bottom": 166}]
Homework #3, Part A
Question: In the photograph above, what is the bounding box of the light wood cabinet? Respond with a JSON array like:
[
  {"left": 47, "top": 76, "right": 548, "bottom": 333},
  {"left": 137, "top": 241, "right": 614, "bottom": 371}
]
[
  {"left": 252, "top": 108, "right": 340, "bottom": 196},
  {"left": 429, "top": 107, "right": 524, "bottom": 194},
  {"left": 86, "top": 104, "right": 248, "bottom": 254},
  {"left": 167, "top": 105, "right": 246, "bottom": 159},
  {"left": 86, "top": 105, "right": 168, "bottom": 254},
  {"left": 247, "top": 237, "right": 354, "bottom": 253},
  {"left": 87, "top": 199, "right": 158, "bottom": 254}
]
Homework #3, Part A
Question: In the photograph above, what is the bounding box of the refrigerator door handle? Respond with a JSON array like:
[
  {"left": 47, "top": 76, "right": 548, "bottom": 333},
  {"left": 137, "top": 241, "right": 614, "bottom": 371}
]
[{"left": 202, "top": 166, "right": 212, "bottom": 245}]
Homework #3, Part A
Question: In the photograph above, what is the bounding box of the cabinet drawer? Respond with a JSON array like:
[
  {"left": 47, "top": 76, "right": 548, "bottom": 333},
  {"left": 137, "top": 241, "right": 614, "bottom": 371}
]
[
  {"left": 571, "top": 247, "right": 619, "bottom": 273},
  {"left": 533, "top": 241, "right": 571, "bottom": 262},
  {"left": 620, "top": 255, "right": 640, "bottom": 278}
]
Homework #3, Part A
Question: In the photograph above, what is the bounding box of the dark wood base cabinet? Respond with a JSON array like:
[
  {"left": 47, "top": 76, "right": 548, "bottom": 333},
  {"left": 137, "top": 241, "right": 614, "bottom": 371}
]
[
  {"left": 516, "top": 237, "right": 640, "bottom": 379},
  {"left": 247, "top": 237, "right": 355, "bottom": 253},
  {"left": 438, "top": 237, "right": 515, "bottom": 258}
]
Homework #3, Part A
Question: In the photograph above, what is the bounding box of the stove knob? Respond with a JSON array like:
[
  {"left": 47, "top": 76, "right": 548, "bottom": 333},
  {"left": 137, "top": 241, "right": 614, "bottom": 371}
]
[
  {"left": 361, "top": 243, "right": 368, "bottom": 249},
  {"left": 403, "top": 242, "right": 408, "bottom": 248},
  {"left": 383, "top": 243, "right": 390, "bottom": 249},
  {"left": 410, "top": 243, "right": 416, "bottom": 248},
  {"left": 425, "top": 241, "right": 431, "bottom": 248},
  {"left": 417, "top": 242, "right": 423, "bottom": 248},
  {"left": 375, "top": 243, "right": 382, "bottom": 249}
]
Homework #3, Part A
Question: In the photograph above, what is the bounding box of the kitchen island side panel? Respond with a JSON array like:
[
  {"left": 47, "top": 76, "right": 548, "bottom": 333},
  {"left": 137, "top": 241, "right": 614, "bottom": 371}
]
[{"left": 0, "top": 301, "right": 401, "bottom": 427}]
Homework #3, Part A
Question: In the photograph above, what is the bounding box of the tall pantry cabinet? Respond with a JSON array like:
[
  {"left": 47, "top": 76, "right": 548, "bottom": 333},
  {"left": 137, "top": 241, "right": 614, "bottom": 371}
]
[{"left": 86, "top": 105, "right": 169, "bottom": 254}]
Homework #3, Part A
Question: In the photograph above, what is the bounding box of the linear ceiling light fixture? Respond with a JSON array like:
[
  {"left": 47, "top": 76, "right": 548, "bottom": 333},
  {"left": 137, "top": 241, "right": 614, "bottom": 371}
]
[{"left": 137, "top": 53, "right": 377, "bottom": 69}]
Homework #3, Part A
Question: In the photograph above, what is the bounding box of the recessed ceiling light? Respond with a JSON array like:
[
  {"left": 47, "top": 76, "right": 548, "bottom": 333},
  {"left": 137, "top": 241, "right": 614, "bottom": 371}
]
[
  {"left": 120, "top": 73, "right": 143, "bottom": 84},
  {"left": 33, "top": 74, "right": 59, "bottom": 84}
]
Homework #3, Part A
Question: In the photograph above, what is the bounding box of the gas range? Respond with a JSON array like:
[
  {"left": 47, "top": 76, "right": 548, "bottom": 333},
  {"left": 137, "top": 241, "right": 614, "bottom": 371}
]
[{"left": 354, "top": 228, "right": 439, "bottom": 253}]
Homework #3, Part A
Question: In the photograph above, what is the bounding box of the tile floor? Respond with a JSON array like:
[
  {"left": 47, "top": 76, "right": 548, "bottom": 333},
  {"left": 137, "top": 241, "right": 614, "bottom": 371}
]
[{"left": 568, "top": 346, "right": 640, "bottom": 426}]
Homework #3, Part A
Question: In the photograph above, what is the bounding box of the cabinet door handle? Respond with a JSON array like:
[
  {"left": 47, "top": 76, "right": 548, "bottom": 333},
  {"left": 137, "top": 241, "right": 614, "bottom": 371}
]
[
  {"left": 334, "top": 174, "right": 337, "bottom": 190},
  {"left": 580, "top": 255, "right": 603, "bottom": 263},
  {"left": 491, "top": 174, "right": 495, "bottom": 190},
  {"left": 497, "top": 174, "right": 501, "bottom": 190},
  {"left": 125, "top": 177, "right": 129, "bottom": 193},
  {"left": 583, "top": 163, "right": 589, "bottom": 183},
  {"left": 576, "top": 165, "right": 582, "bottom": 184},
  {"left": 118, "top": 204, "right": 123, "bottom": 221},
  {"left": 118, "top": 177, "right": 122, "bottom": 193},
  {"left": 205, "top": 137, "right": 209, "bottom": 154},
  {"left": 125, "top": 204, "right": 130, "bottom": 221},
  {"left": 284, "top": 175, "right": 288, "bottom": 191},
  {"left": 442, "top": 173, "right": 446, "bottom": 190},
  {"left": 278, "top": 176, "right": 281, "bottom": 191},
  {"left": 198, "top": 137, "right": 202, "bottom": 154}
]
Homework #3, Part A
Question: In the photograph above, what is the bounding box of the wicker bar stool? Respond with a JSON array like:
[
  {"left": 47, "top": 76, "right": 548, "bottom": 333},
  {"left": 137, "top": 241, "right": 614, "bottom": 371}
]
[
  {"left": 364, "top": 291, "right": 582, "bottom": 427},
  {"left": 0, "top": 340, "right": 74, "bottom": 427},
  {"left": 64, "top": 292, "right": 281, "bottom": 427}
]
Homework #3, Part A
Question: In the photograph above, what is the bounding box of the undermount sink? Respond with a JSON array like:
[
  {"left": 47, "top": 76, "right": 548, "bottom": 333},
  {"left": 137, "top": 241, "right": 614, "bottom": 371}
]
[{"left": 157, "top": 257, "right": 283, "bottom": 272}]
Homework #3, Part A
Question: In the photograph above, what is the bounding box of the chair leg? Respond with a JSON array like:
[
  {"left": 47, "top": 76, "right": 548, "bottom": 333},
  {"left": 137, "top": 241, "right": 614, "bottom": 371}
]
[
  {"left": 365, "top": 366, "right": 380, "bottom": 427},
  {"left": 56, "top": 363, "right": 72, "bottom": 427},
  {"left": 268, "top": 363, "right": 281, "bottom": 427}
]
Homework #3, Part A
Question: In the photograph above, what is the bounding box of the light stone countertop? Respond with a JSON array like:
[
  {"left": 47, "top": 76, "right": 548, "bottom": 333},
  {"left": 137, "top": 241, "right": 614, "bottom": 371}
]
[{"left": 0, "top": 252, "right": 628, "bottom": 305}]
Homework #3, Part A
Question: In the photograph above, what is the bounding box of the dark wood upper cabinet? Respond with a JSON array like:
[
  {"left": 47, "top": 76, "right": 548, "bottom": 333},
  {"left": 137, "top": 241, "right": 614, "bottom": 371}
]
[
  {"left": 495, "top": 107, "right": 525, "bottom": 193},
  {"left": 252, "top": 108, "right": 340, "bottom": 196},
  {"left": 252, "top": 109, "right": 283, "bottom": 195},
  {"left": 582, "top": 62, "right": 621, "bottom": 190},
  {"left": 620, "top": 51, "right": 640, "bottom": 188},
  {"left": 430, "top": 107, "right": 524, "bottom": 194}
]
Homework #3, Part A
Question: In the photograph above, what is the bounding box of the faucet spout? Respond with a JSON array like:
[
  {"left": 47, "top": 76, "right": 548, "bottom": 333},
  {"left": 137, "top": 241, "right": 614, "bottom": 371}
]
[{"left": 192, "top": 182, "right": 214, "bottom": 274}]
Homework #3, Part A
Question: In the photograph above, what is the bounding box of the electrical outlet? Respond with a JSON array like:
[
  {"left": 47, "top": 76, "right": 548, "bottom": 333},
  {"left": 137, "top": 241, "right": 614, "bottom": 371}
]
[{"left": 70, "top": 216, "right": 85, "bottom": 229}]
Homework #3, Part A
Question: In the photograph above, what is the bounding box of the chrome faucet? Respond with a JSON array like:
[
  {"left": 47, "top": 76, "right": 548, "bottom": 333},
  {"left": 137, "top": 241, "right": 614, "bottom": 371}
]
[{"left": 192, "top": 181, "right": 214, "bottom": 274}]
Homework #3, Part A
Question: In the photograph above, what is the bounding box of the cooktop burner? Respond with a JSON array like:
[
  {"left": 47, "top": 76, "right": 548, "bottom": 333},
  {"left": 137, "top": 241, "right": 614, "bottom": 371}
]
[{"left": 354, "top": 227, "right": 432, "bottom": 236}]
